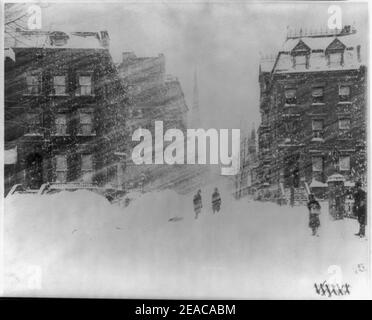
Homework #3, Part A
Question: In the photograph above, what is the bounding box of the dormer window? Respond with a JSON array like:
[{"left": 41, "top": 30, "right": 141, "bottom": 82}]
[
  {"left": 291, "top": 40, "right": 310, "bottom": 70},
  {"left": 326, "top": 38, "right": 346, "bottom": 67},
  {"left": 329, "top": 52, "right": 343, "bottom": 67},
  {"left": 294, "top": 54, "right": 308, "bottom": 70}
]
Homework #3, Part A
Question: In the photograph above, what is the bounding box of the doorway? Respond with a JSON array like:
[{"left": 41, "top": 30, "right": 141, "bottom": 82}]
[
  {"left": 25, "top": 152, "right": 43, "bottom": 189},
  {"left": 284, "top": 152, "right": 300, "bottom": 188}
]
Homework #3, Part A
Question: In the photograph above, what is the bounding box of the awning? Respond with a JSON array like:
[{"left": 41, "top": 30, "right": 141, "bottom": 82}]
[{"left": 5, "top": 146, "right": 17, "bottom": 165}]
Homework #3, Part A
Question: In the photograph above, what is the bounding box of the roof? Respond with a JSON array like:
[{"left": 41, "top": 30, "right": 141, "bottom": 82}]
[
  {"left": 327, "top": 173, "right": 346, "bottom": 183},
  {"left": 260, "top": 58, "right": 276, "bottom": 73},
  {"left": 310, "top": 179, "right": 327, "bottom": 188},
  {"left": 5, "top": 30, "right": 109, "bottom": 49},
  {"left": 262, "top": 30, "right": 364, "bottom": 74}
]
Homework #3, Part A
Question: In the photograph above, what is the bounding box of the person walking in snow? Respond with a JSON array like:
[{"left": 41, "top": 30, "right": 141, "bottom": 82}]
[
  {"left": 193, "top": 189, "right": 203, "bottom": 219},
  {"left": 212, "top": 187, "right": 221, "bottom": 213},
  {"left": 353, "top": 181, "right": 367, "bottom": 238},
  {"left": 307, "top": 193, "right": 321, "bottom": 236}
]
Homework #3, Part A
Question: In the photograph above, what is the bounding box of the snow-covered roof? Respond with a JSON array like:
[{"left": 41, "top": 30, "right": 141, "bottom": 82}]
[
  {"left": 260, "top": 58, "right": 276, "bottom": 73},
  {"left": 268, "top": 31, "right": 364, "bottom": 74},
  {"left": 310, "top": 179, "right": 327, "bottom": 188},
  {"left": 5, "top": 30, "right": 109, "bottom": 49},
  {"left": 327, "top": 173, "right": 346, "bottom": 183}
]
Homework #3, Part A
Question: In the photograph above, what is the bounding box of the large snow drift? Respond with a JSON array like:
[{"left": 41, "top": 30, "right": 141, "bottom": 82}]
[{"left": 3, "top": 184, "right": 370, "bottom": 299}]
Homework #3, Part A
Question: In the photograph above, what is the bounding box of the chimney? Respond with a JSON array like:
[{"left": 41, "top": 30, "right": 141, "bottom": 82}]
[{"left": 98, "top": 30, "right": 110, "bottom": 48}]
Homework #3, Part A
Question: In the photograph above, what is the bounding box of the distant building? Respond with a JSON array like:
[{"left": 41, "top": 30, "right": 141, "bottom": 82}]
[
  {"left": 257, "top": 26, "right": 367, "bottom": 200},
  {"left": 235, "top": 127, "right": 258, "bottom": 198},
  {"left": 117, "top": 52, "right": 189, "bottom": 191},
  {"left": 4, "top": 30, "right": 128, "bottom": 195}
]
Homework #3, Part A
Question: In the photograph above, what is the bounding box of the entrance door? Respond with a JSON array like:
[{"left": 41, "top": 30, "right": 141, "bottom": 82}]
[
  {"left": 25, "top": 153, "right": 43, "bottom": 189},
  {"left": 284, "top": 152, "right": 300, "bottom": 188}
]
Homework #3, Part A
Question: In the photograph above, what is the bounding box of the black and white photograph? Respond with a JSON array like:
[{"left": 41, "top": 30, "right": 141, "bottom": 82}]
[{"left": 1, "top": 0, "right": 371, "bottom": 301}]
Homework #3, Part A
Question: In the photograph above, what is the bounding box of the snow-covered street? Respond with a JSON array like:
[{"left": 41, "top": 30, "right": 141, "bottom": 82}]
[{"left": 3, "top": 180, "right": 370, "bottom": 299}]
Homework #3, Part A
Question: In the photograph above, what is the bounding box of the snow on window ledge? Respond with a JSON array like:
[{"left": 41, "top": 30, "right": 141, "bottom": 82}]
[
  {"left": 311, "top": 137, "right": 325, "bottom": 142},
  {"left": 22, "top": 93, "right": 41, "bottom": 97},
  {"left": 311, "top": 102, "right": 325, "bottom": 106},
  {"left": 75, "top": 93, "right": 96, "bottom": 98},
  {"left": 49, "top": 93, "right": 70, "bottom": 97},
  {"left": 24, "top": 133, "right": 43, "bottom": 137},
  {"left": 77, "top": 133, "right": 97, "bottom": 137}
]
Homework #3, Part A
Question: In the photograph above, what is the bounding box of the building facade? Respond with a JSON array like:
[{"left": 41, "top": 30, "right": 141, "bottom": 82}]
[
  {"left": 257, "top": 26, "right": 367, "bottom": 199},
  {"left": 117, "top": 52, "right": 189, "bottom": 191},
  {"left": 235, "top": 127, "right": 258, "bottom": 198},
  {"left": 4, "top": 30, "right": 128, "bottom": 195}
]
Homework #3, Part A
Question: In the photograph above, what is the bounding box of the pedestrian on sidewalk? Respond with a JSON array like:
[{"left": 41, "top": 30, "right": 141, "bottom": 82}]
[
  {"left": 193, "top": 189, "right": 202, "bottom": 219},
  {"left": 212, "top": 187, "right": 221, "bottom": 213},
  {"left": 353, "top": 181, "right": 367, "bottom": 238},
  {"left": 307, "top": 193, "right": 321, "bottom": 236}
]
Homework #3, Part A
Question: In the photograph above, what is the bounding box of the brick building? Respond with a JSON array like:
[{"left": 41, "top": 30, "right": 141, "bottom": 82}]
[
  {"left": 4, "top": 30, "right": 128, "bottom": 195},
  {"left": 257, "top": 26, "right": 367, "bottom": 199}
]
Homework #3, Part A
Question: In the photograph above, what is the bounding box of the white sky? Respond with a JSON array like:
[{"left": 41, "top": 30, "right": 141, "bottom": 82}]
[{"left": 34, "top": 1, "right": 369, "bottom": 130}]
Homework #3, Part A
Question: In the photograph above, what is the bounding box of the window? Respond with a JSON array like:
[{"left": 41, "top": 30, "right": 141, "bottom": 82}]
[
  {"left": 79, "top": 113, "right": 94, "bottom": 135},
  {"left": 53, "top": 75, "right": 66, "bottom": 95},
  {"left": 339, "top": 119, "right": 350, "bottom": 130},
  {"left": 312, "top": 119, "right": 324, "bottom": 138},
  {"left": 312, "top": 156, "right": 323, "bottom": 172},
  {"left": 294, "top": 55, "right": 307, "bottom": 70},
  {"left": 55, "top": 114, "right": 67, "bottom": 135},
  {"left": 312, "top": 87, "right": 324, "bottom": 103},
  {"left": 78, "top": 75, "right": 92, "bottom": 96},
  {"left": 285, "top": 89, "right": 296, "bottom": 105},
  {"left": 339, "top": 156, "right": 350, "bottom": 171},
  {"left": 312, "top": 119, "right": 323, "bottom": 131},
  {"left": 339, "top": 86, "right": 350, "bottom": 102},
  {"left": 56, "top": 155, "right": 67, "bottom": 182},
  {"left": 26, "top": 75, "right": 40, "bottom": 94},
  {"left": 329, "top": 52, "right": 343, "bottom": 67},
  {"left": 81, "top": 154, "right": 93, "bottom": 182},
  {"left": 26, "top": 113, "right": 41, "bottom": 135}
]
